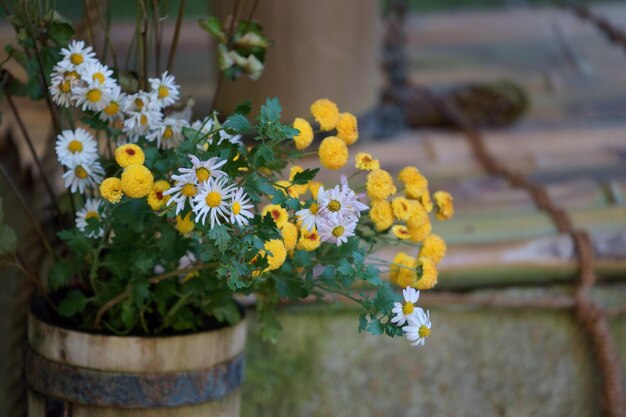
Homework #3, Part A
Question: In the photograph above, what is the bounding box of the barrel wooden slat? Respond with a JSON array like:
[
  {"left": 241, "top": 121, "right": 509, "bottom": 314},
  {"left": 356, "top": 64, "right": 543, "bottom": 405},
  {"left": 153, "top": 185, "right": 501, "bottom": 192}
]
[
  {"left": 28, "top": 314, "right": 247, "bottom": 372},
  {"left": 27, "top": 310, "right": 246, "bottom": 416},
  {"left": 28, "top": 390, "right": 241, "bottom": 417}
]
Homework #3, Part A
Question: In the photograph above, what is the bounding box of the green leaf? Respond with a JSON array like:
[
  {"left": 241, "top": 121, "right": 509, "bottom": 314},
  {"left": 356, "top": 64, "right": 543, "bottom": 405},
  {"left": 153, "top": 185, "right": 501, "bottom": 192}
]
[
  {"left": 58, "top": 229, "right": 93, "bottom": 258},
  {"left": 234, "top": 99, "right": 252, "bottom": 115},
  {"left": 198, "top": 17, "right": 227, "bottom": 43},
  {"left": 259, "top": 97, "right": 282, "bottom": 122},
  {"left": 48, "top": 22, "right": 74, "bottom": 45},
  {"left": 208, "top": 224, "right": 231, "bottom": 253},
  {"left": 366, "top": 320, "right": 384, "bottom": 335},
  {"left": 4, "top": 45, "right": 27, "bottom": 69},
  {"left": 47, "top": 260, "right": 73, "bottom": 290},
  {"left": 58, "top": 290, "right": 88, "bottom": 317},
  {"left": 291, "top": 168, "right": 319, "bottom": 185},
  {"left": 0, "top": 224, "right": 17, "bottom": 256},
  {"left": 224, "top": 113, "right": 251, "bottom": 133}
]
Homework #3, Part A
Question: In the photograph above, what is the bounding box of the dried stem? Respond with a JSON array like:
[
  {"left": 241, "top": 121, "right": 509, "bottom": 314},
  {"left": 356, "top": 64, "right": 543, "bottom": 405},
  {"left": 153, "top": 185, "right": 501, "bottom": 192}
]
[
  {"left": 137, "top": 0, "right": 149, "bottom": 89},
  {"left": 166, "top": 0, "right": 185, "bottom": 72},
  {"left": 14, "top": 253, "right": 56, "bottom": 311},
  {"left": 151, "top": 0, "right": 161, "bottom": 74},
  {"left": 82, "top": 0, "right": 96, "bottom": 49},
  {"left": 93, "top": 0, "right": 118, "bottom": 68},
  {"left": 5, "top": 92, "right": 62, "bottom": 218},
  {"left": 242, "top": 0, "right": 261, "bottom": 35},
  {"left": 93, "top": 262, "right": 218, "bottom": 329},
  {"left": 0, "top": 163, "right": 56, "bottom": 260}
]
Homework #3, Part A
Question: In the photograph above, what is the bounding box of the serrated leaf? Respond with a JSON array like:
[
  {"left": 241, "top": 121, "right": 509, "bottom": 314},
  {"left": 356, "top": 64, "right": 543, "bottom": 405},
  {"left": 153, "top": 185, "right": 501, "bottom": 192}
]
[
  {"left": 259, "top": 97, "right": 281, "bottom": 122},
  {"left": 366, "top": 320, "right": 384, "bottom": 335},
  {"left": 224, "top": 113, "right": 251, "bottom": 133},
  {"left": 291, "top": 168, "right": 319, "bottom": 185},
  {"left": 47, "top": 260, "right": 73, "bottom": 290},
  {"left": 234, "top": 99, "right": 252, "bottom": 115},
  {"left": 48, "top": 22, "right": 74, "bottom": 45},
  {"left": 198, "top": 16, "right": 227, "bottom": 43},
  {"left": 58, "top": 290, "right": 88, "bottom": 317}
]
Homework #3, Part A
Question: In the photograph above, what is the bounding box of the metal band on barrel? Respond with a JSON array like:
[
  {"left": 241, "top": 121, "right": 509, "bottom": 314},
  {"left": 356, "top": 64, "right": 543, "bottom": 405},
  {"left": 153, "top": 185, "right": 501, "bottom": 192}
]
[{"left": 25, "top": 349, "right": 244, "bottom": 408}]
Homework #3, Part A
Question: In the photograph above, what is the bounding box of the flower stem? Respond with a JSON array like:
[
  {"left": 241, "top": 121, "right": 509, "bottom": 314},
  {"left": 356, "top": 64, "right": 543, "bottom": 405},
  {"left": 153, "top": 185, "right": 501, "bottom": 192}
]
[{"left": 166, "top": 0, "right": 186, "bottom": 72}]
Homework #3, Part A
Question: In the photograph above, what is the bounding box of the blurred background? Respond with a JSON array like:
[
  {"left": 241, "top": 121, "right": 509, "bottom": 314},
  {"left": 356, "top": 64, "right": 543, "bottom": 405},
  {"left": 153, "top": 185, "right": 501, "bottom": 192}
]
[{"left": 1, "top": 1, "right": 626, "bottom": 416}]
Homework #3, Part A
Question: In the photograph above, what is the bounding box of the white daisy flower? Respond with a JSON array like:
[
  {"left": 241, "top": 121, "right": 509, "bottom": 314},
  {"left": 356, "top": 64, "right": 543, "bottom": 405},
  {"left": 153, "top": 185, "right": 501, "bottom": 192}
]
[
  {"left": 122, "top": 90, "right": 162, "bottom": 113},
  {"left": 229, "top": 187, "right": 254, "bottom": 227},
  {"left": 192, "top": 176, "right": 234, "bottom": 227},
  {"left": 62, "top": 160, "right": 105, "bottom": 194},
  {"left": 317, "top": 184, "right": 354, "bottom": 219},
  {"left": 99, "top": 85, "right": 126, "bottom": 122},
  {"left": 76, "top": 198, "right": 105, "bottom": 238},
  {"left": 73, "top": 80, "right": 112, "bottom": 112},
  {"left": 122, "top": 108, "right": 163, "bottom": 142},
  {"left": 78, "top": 61, "right": 116, "bottom": 88},
  {"left": 49, "top": 72, "right": 78, "bottom": 107},
  {"left": 295, "top": 201, "right": 321, "bottom": 232},
  {"left": 149, "top": 71, "right": 180, "bottom": 108},
  {"left": 178, "top": 155, "right": 227, "bottom": 184},
  {"left": 391, "top": 287, "right": 420, "bottom": 326},
  {"left": 403, "top": 309, "right": 432, "bottom": 347},
  {"left": 57, "top": 40, "right": 97, "bottom": 70},
  {"left": 163, "top": 173, "right": 198, "bottom": 215},
  {"left": 317, "top": 213, "right": 357, "bottom": 246},
  {"left": 340, "top": 175, "right": 369, "bottom": 216},
  {"left": 146, "top": 116, "right": 189, "bottom": 149},
  {"left": 55, "top": 128, "right": 98, "bottom": 167},
  {"left": 217, "top": 129, "right": 242, "bottom": 146}
]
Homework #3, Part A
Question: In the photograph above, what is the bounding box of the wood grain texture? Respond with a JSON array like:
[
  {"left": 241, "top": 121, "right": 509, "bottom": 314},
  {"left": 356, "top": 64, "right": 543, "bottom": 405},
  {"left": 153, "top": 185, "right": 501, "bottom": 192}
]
[{"left": 28, "top": 314, "right": 247, "bottom": 373}]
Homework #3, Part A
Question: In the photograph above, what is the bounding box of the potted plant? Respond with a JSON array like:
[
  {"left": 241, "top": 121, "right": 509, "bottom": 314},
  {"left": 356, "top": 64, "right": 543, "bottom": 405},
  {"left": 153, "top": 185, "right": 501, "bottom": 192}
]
[{"left": 0, "top": 2, "right": 454, "bottom": 416}]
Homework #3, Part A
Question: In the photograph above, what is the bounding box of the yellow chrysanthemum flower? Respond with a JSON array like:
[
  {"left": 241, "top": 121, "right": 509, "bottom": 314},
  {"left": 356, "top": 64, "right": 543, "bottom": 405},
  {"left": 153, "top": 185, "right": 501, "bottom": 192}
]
[
  {"left": 415, "top": 256, "right": 438, "bottom": 290},
  {"left": 433, "top": 191, "right": 454, "bottom": 221},
  {"left": 408, "top": 218, "right": 432, "bottom": 243},
  {"left": 399, "top": 166, "right": 429, "bottom": 199},
  {"left": 391, "top": 196, "right": 415, "bottom": 221},
  {"left": 308, "top": 181, "right": 323, "bottom": 200},
  {"left": 390, "top": 252, "right": 417, "bottom": 288},
  {"left": 391, "top": 224, "right": 410, "bottom": 240},
  {"left": 419, "top": 190, "right": 433, "bottom": 213},
  {"left": 115, "top": 144, "right": 145, "bottom": 168},
  {"left": 366, "top": 169, "right": 397, "bottom": 200},
  {"left": 419, "top": 234, "right": 447, "bottom": 264},
  {"left": 99, "top": 177, "right": 123, "bottom": 203},
  {"left": 147, "top": 180, "right": 170, "bottom": 211},
  {"left": 354, "top": 152, "right": 380, "bottom": 171},
  {"left": 336, "top": 112, "right": 358, "bottom": 145},
  {"left": 318, "top": 136, "right": 348, "bottom": 170},
  {"left": 281, "top": 222, "right": 298, "bottom": 253},
  {"left": 369, "top": 199, "right": 394, "bottom": 232},
  {"left": 261, "top": 204, "right": 289, "bottom": 228},
  {"left": 253, "top": 239, "right": 287, "bottom": 275},
  {"left": 175, "top": 212, "right": 195, "bottom": 235},
  {"left": 297, "top": 227, "right": 321, "bottom": 251},
  {"left": 120, "top": 164, "right": 154, "bottom": 198},
  {"left": 310, "top": 98, "right": 340, "bottom": 131},
  {"left": 293, "top": 117, "right": 314, "bottom": 150}
]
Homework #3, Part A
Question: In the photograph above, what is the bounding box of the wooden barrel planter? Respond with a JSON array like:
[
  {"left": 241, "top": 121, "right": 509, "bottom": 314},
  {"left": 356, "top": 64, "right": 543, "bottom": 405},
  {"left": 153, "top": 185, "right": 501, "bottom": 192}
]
[{"left": 26, "top": 301, "right": 247, "bottom": 417}]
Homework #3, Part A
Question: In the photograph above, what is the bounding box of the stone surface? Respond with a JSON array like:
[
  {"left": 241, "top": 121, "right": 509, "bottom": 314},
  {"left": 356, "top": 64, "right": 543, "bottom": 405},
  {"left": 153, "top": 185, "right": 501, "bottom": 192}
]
[{"left": 242, "top": 286, "right": 626, "bottom": 417}]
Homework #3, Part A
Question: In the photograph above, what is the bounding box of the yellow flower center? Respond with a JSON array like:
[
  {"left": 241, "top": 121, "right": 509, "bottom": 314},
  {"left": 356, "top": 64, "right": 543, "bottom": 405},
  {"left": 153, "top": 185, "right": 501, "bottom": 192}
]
[
  {"left": 403, "top": 302, "right": 414, "bottom": 315},
  {"left": 205, "top": 191, "right": 222, "bottom": 208},
  {"left": 309, "top": 202, "right": 319, "bottom": 215},
  {"left": 69, "top": 53, "right": 83, "bottom": 65},
  {"left": 104, "top": 101, "right": 119, "bottom": 116},
  {"left": 418, "top": 325, "right": 431, "bottom": 338},
  {"left": 92, "top": 72, "right": 105, "bottom": 84},
  {"left": 75, "top": 166, "right": 88, "bottom": 179},
  {"left": 332, "top": 225, "right": 344, "bottom": 238},
  {"left": 140, "top": 114, "right": 148, "bottom": 125},
  {"left": 67, "top": 140, "right": 83, "bottom": 153},
  {"left": 328, "top": 200, "right": 341, "bottom": 212},
  {"left": 86, "top": 89, "right": 102, "bottom": 103},
  {"left": 196, "top": 167, "right": 210, "bottom": 182},
  {"left": 163, "top": 126, "right": 173, "bottom": 139},
  {"left": 135, "top": 98, "right": 144, "bottom": 111},
  {"left": 181, "top": 183, "right": 197, "bottom": 197},
  {"left": 232, "top": 201, "right": 241, "bottom": 215},
  {"left": 85, "top": 211, "right": 99, "bottom": 220},
  {"left": 59, "top": 80, "right": 71, "bottom": 93},
  {"left": 157, "top": 85, "right": 169, "bottom": 99},
  {"left": 65, "top": 70, "right": 79, "bottom": 80}
]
